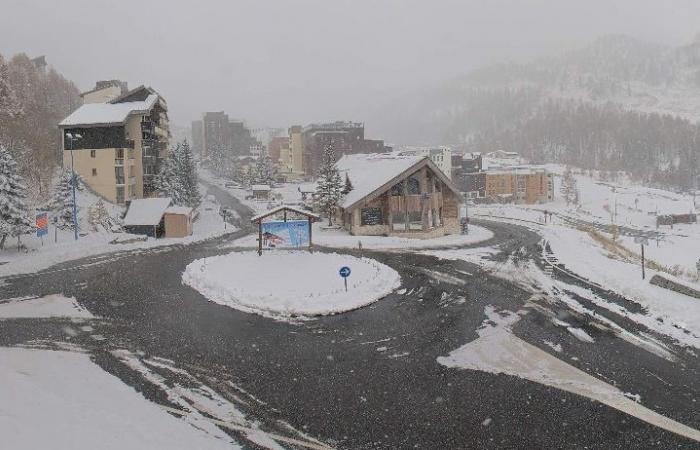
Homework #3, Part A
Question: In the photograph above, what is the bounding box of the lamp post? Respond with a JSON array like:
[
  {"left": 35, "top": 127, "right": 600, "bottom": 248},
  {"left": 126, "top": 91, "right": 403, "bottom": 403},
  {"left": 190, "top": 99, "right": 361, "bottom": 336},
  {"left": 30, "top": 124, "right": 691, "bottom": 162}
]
[{"left": 65, "top": 132, "right": 82, "bottom": 240}]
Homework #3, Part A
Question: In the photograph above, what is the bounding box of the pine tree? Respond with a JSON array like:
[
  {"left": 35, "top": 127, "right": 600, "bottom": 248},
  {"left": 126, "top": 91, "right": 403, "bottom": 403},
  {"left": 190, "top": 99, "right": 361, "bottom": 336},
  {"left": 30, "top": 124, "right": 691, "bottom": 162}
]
[
  {"left": 154, "top": 140, "right": 201, "bottom": 208},
  {"left": 560, "top": 167, "right": 579, "bottom": 207},
  {"left": 0, "top": 145, "right": 32, "bottom": 249},
  {"left": 254, "top": 152, "right": 275, "bottom": 185},
  {"left": 49, "top": 169, "right": 83, "bottom": 232},
  {"left": 315, "top": 142, "right": 343, "bottom": 226},
  {"left": 342, "top": 173, "right": 353, "bottom": 195},
  {"left": 179, "top": 139, "right": 201, "bottom": 208},
  {"left": 87, "top": 199, "right": 111, "bottom": 232}
]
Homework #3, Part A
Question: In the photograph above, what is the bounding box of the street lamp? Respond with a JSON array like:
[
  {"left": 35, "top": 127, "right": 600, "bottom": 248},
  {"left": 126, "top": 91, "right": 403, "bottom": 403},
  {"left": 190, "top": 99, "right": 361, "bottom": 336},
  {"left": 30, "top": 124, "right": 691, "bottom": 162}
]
[{"left": 65, "top": 132, "right": 82, "bottom": 240}]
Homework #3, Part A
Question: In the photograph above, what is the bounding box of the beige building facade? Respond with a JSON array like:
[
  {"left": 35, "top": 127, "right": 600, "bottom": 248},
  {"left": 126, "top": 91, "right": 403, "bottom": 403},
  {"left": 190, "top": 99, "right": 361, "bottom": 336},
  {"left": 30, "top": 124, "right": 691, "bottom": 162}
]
[{"left": 60, "top": 85, "right": 170, "bottom": 204}]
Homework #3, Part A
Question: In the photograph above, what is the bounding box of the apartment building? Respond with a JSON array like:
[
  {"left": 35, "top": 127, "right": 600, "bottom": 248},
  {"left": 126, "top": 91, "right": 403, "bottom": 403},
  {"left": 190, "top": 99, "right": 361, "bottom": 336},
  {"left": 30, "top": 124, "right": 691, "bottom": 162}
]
[
  {"left": 481, "top": 168, "right": 554, "bottom": 203},
  {"left": 278, "top": 125, "right": 304, "bottom": 176},
  {"left": 399, "top": 147, "right": 452, "bottom": 177},
  {"left": 59, "top": 84, "right": 170, "bottom": 204},
  {"left": 197, "top": 112, "right": 260, "bottom": 158},
  {"left": 301, "top": 122, "right": 386, "bottom": 176}
]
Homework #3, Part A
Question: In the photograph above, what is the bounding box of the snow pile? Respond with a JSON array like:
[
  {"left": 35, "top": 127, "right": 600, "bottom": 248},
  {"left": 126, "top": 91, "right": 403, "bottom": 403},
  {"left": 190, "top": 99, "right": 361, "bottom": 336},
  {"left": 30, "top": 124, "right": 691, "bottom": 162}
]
[
  {"left": 0, "top": 294, "right": 93, "bottom": 319},
  {"left": 182, "top": 251, "right": 401, "bottom": 318},
  {"left": 0, "top": 347, "right": 237, "bottom": 450}
]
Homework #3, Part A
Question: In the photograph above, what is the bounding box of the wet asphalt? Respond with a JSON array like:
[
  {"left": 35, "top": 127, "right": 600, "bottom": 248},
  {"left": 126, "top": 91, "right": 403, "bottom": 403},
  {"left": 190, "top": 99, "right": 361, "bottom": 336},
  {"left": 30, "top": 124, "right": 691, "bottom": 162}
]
[{"left": 2, "top": 182, "right": 700, "bottom": 449}]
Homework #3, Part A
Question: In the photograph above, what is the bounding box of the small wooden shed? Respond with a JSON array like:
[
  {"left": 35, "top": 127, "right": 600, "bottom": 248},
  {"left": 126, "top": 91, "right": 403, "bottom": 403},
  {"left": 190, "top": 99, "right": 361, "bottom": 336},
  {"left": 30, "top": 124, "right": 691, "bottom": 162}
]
[
  {"left": 251, "top": 184, "right": 271, "bottom": 200},
  {"left": 164, "top": 206, "right": 194, "bottom": 238},
  {"left": 123, "top": 197, "right": 171, "bottom": 238}
]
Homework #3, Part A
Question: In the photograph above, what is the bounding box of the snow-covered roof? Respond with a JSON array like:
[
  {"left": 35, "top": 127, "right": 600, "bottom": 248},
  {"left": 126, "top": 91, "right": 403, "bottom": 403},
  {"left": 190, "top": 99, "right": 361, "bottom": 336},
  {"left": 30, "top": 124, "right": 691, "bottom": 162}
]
[
  {"left": 59, "top": 94, "right": 159, "bottom": 127},
  {"left": 123, "top": 197, "right": 171, "bottom": 226},
  {"left": 251, "top": 184, "right": 271, "bottom": 191},
  {"left": 251, "top": 205, "right": 320, "bottom": 222},
  {"left": 165, "top": 206, "right": 193, "bottom": 215},
  {"left": 336, "top": 153, "right": 426, "bottom": 209}
]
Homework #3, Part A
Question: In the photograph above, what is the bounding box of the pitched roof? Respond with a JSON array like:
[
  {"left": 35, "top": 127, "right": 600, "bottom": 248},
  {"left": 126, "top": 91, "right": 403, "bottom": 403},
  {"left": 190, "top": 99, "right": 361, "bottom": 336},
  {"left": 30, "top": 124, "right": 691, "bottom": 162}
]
[
  {"left": 123, "top": 198, "right": 171, "bottom": 226},
  {"left": 165, "top": 206, "right": 193, "bottom": 215},
  {"left": 337, "top": 153, "right": 460, "bottom": 210},
  {"left": 59, "top": 94, "right": 159, "bottom": 127},
  {"left": 251, "top": 205, "right": 320, "bottom": 223}
]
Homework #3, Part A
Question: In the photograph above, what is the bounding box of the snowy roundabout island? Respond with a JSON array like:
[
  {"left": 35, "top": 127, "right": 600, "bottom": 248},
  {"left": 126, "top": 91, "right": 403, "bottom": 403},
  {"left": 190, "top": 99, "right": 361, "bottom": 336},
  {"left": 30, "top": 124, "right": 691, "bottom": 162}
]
[{"left": 182, "top": 251, "right": 401, "bottom": 319}]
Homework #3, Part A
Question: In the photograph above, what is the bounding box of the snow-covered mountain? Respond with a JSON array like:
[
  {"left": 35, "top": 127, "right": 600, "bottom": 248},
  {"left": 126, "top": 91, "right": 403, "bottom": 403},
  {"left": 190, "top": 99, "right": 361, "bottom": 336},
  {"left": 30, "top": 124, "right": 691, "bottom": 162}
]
[{"left": 375, "top": 35, "right": 700, "bottom": 146}]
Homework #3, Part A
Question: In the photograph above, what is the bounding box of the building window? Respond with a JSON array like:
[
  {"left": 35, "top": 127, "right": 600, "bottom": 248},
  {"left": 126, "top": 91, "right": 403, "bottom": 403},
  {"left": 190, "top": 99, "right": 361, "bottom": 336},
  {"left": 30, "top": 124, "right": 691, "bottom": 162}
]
[
  {"left": 92, "top": 168, "right": 97, "bottom": 176},
  {"left": 90, "top": 150, "right": 96, "bottom": 158},
  {"left": 392, "top": 213, "right": 406, "bottom": 231},
  {"left": 407, "top": 177, "right": 420, "bottom": 195},
  {"left": 116, "top": 186, "right": 125, "bottom": 204},
  {"left": 390, "top": 181, "right": 404, "bottom": 196},
  {"left": 408, "top": 211, "right": 422, "bottom": 230},
  {"left": 360, "top": 208, "right": 383, "bottom": 226},
  {"left": 115, "top": 148, "right": 124, "bottom": 158},
  {"left": 115, "top": 166, "right": 124, "bottom": 184}
]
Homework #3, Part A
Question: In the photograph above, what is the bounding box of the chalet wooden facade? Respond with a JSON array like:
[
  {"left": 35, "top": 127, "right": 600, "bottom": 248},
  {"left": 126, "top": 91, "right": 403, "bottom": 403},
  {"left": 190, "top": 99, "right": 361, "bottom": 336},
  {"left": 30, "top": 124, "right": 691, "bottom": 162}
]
[{"left": 336, "top": 154, "right": 461, "bottom": 238}]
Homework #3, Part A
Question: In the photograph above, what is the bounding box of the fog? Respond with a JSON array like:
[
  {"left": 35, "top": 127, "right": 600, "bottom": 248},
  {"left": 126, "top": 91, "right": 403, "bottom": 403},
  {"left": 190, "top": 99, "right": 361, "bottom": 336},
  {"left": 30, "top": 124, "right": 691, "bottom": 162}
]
[{"left": 1, "top": 0, "right": 699, "bottom": 128}]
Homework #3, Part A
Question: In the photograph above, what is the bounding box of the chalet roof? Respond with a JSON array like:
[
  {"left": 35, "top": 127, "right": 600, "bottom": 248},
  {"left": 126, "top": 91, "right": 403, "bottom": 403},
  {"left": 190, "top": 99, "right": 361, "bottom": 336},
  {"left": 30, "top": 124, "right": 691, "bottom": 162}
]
[
  {"left": 251, "top": 205, "right": 320, "bottom": 223},
  {"left": 59, "top": 94, "right": 159, "bottom": 127},
  {"left": 123, "top": 198, "right": 171, "bottom": 226},
  {"left": 336, "top": 153, "right": 460, "bottom": 211}
]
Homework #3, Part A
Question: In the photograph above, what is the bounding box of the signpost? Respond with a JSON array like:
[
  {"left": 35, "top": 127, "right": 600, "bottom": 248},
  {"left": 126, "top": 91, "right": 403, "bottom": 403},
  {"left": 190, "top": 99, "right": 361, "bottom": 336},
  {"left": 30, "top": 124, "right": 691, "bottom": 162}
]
[
  {"left": 36, "top": 212, "right": 48, "bottom": 246},
  {"left": 634, "top": 236, "right": 649, "bottom": 279},
  {"left": 339, "top": 266, "right": 351, "bottom": 291}
]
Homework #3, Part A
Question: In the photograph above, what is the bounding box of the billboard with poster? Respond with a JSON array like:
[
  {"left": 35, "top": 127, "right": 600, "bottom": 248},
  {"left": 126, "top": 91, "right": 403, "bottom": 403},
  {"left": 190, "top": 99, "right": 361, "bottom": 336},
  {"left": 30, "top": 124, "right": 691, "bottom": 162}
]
[{"left": 261, "top": 220, "right": 310, "bottom": 248}]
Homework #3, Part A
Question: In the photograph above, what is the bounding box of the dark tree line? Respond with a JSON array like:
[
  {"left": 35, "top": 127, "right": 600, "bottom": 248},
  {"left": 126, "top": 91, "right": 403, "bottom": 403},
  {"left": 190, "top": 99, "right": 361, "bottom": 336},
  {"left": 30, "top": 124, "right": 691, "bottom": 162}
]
[
  {"left": 467, "top": 98, "right": 700, "bottom": 190},
  {"left": 0, "top": 52, "right": 80, "bottom": 196}
]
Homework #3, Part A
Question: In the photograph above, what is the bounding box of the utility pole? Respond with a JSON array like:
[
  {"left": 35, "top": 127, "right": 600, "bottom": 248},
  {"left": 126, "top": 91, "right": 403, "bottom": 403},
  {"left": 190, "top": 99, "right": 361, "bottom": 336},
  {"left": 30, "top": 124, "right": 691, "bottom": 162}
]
[
  {"left": 641, "top": 243, "right": 645, "bottom": 280},
  {"left": 65, "top": 132, "right": 82, "bottom": 241}
]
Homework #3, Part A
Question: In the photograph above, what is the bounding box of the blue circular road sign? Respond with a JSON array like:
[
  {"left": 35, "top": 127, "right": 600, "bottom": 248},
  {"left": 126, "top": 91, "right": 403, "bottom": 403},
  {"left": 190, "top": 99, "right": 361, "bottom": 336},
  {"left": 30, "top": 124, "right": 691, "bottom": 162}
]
[{"left": 339, "top": 266, "right": 351, "bottom": 278}]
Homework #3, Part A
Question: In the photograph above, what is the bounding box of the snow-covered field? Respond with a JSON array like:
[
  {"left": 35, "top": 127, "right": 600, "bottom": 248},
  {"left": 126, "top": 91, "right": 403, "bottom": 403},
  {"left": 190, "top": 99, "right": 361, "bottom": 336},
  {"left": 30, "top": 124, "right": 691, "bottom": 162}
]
[
  {"left": 0, "top": 347, "right": 238, "bottom": 450},
  {"left": 0, "top": 185, "right": 231, "bottom": 278},
  {"left": 182, "top": 251, "right": 401, "bottom": 319}
]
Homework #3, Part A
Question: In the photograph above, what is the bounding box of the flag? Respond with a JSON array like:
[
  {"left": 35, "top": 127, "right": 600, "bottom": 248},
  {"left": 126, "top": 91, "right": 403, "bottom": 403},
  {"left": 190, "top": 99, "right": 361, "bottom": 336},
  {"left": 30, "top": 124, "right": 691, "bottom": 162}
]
[{"left": 36, "top": 212, "right": 49, "bottom": 238}]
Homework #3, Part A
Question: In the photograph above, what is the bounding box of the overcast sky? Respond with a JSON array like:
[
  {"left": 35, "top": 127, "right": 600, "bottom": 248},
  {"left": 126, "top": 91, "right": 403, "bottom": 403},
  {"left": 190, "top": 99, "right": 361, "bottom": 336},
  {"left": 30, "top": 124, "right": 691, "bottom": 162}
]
[{"left": 2, "top": 0, "right": 699, "bottom": 130}]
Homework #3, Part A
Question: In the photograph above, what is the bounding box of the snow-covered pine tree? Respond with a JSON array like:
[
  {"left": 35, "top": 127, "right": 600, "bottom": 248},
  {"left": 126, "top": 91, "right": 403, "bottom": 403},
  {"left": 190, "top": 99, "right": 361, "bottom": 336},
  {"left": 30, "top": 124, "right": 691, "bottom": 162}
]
[
  {"left": 254, "top": 152, "right": 275, "bottom": 185},
  {"left": 49, "top": 169, "right": 83, "bottom": 232},
  {"left": 154, "top": 142, "right": 185, "bottom": 205},
  {"left": 178, "top": 139, "right": 201, "bottom": 208},
  {"left": 0, "top": 145, "right": 32, "bottom": 249},
  {"left": 342, "top": 173, "right": 353, "bottom": 195},
  {"left": 154, "top": 140, "right": 201, "bottom": 208},
  {"left": 87, "top": 198, "right": 110, "bottom": 232},
  {"left": 560, "top": 167, "right": 579, "bottom": 206},
  {"left": 315, "top": 142, "right": 343, "bottom": 226}
]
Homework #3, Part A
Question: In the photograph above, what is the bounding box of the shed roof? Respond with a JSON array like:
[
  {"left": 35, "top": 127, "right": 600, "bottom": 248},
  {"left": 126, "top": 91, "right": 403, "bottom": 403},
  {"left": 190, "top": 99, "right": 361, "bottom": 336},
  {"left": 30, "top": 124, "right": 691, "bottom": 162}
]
[
  {"left": 251, "top": 184, "right": 271, "bottom": 191},
  {"left": 59, "top": 94, "right": 159, "bottom": 127},
  {"left": 165, "top": 206, "right": 193, "bottom": 215},
  {"left": 123, "top": 197, "right": 171, "bottom": 226}
]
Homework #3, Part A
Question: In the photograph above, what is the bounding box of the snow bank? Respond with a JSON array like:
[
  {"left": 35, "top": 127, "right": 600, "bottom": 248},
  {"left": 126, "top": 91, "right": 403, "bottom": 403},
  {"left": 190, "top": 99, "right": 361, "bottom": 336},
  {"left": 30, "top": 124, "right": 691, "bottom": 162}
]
[
  {"left": 0, "top": 348, "right": 237, "bottom": 450},
  {"left": 0, "top": 294, "right": 93, "bottom": 319},
  {"left": 182, "top": 251, "right": 401, "bottom": 318}
]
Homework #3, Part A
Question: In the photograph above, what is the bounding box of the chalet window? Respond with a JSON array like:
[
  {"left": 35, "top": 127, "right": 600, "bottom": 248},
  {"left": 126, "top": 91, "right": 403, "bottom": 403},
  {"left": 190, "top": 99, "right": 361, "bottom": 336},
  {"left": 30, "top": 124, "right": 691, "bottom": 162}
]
[
  {"left": 361, "top": 208, "right": 383, "bottom": 226},
  {"left": 91, "top": 168, "right": 97, "bottom": 176},
  {"left": 90, "top": 150, "right": 96, "bottom": 158},
  {"left": 407, "top": 177, "right": 420, "bottom": 195},
  {"left": 392, "top": 212, "right": 406, "bottom": 231},
  {"left": 390, "top": 181, "right": 404, "bottom": 196},
  {"left": 408, "top": 211, "right": 422, "bottom": 230}
]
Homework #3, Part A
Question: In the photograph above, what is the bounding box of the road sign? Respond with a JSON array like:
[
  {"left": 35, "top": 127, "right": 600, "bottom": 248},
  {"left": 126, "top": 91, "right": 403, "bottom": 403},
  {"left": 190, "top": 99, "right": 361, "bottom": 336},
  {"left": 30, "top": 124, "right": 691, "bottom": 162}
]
[
  {"left": 339, "top": 266, "right": 351, "bottom": 278},
  {"left": 36, "top": 212, "right": 48, "bottom": 238},
  {"left": 633, "top": 236, "right": 649, "bottom": 245}
]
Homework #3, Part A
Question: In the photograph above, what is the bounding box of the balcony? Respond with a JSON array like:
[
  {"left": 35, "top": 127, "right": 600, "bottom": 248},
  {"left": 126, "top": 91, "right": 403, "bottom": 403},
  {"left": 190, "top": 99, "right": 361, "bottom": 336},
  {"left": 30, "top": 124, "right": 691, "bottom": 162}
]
[
  {"left": 115, "top": 158, "right": 124, "bottom": 166},
  {"left": 116, "top": 177, "right": 125, "bottom": 185}
]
